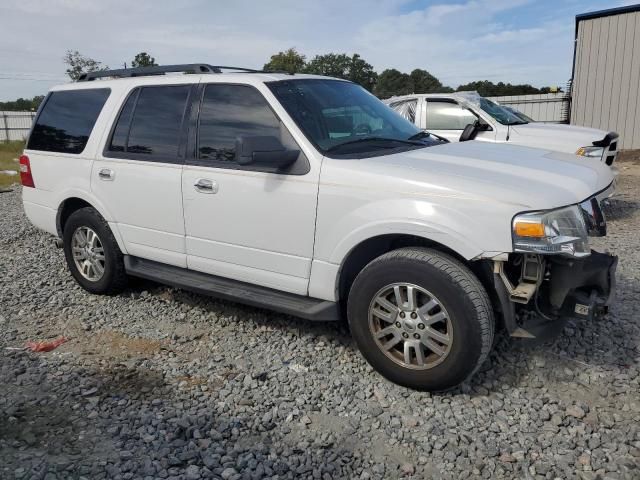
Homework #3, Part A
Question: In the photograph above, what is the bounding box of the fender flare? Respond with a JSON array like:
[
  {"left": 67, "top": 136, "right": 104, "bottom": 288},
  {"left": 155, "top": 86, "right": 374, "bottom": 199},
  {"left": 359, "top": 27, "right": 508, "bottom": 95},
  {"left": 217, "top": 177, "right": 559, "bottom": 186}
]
[{"left": 54, "top": 188, "right": 128, "bottom": 254}]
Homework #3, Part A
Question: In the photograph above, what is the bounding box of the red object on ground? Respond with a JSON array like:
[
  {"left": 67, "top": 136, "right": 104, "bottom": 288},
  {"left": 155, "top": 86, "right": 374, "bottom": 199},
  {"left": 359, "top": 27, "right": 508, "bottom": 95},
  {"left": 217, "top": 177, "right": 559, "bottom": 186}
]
[{"left": 25, "top": 337, "right": 68, "bottom": 352}]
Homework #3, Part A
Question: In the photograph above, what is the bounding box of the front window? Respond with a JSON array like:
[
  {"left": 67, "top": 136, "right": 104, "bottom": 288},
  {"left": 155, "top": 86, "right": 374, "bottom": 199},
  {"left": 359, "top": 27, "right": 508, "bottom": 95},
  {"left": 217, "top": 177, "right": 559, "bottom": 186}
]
[
  {"left": 426, "top": 100, "right": 477, "bottom": 130},
  {"left": 267, "top": 79, "right": 442, "bottom": 157},
  {"left": 478, "top": 98, "right": 528, "bottom": 125}
]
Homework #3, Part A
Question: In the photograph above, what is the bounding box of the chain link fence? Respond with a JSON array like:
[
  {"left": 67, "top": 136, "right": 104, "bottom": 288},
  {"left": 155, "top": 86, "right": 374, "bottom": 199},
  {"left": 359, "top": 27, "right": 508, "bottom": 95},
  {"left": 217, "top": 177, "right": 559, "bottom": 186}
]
[{"left": 1, "top": 111, "right": 36, "bottom": 142}]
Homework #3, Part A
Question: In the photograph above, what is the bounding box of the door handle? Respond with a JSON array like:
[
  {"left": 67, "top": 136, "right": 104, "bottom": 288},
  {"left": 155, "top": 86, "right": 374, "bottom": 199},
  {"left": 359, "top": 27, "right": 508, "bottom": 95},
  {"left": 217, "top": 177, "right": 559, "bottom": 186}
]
[
  {"left": 194, "top": 178, "right": 218, "bottom": 194},
  {"left": 98, "top": 168, "right": 114, "bottom": 181}
]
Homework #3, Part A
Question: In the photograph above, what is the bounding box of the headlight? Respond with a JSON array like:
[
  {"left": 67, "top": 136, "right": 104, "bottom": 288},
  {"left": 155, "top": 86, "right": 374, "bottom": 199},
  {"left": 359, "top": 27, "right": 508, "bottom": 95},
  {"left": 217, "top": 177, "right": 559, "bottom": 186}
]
[
  {"left": 576, "top": 146, "right": 604, "bottom": 158},
  {"left": 512, "top": 205, "right": 590, "bottom": 257}
]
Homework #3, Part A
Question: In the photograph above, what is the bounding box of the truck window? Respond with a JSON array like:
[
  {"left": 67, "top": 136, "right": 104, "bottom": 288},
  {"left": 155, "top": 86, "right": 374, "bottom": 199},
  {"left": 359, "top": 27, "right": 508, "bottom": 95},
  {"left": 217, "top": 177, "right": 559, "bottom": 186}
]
[
  {"left": 27, "top": 89, "right": 110, "bottom": 154},
  {"left": 426, "top": 100, "right": 477, "bottom": 130}
]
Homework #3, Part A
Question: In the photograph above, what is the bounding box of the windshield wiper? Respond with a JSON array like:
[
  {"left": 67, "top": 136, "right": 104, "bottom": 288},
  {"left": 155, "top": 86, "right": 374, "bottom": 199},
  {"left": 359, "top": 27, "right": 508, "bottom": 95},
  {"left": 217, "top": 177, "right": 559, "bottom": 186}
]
[{"left": 326, "top": 137, "right": 422, "bottom": 153}]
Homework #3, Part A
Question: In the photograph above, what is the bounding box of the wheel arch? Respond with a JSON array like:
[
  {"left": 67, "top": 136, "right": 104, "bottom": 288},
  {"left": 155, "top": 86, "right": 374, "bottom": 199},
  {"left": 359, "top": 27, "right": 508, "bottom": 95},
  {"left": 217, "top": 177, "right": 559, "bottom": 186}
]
[
  {"left": 55, "top": 194, "right": 127, "bottom": 253},
  {"left": 337, "top": 234, "right": 468, "bottom": 303}
]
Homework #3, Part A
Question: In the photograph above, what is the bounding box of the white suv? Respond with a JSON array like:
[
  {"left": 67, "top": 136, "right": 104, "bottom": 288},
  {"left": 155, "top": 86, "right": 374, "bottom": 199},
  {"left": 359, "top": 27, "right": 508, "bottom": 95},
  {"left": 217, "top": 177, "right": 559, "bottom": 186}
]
[
  {"left": 21, "top": 64, "right": 617, "bottom": 391},
  {"left": 384, "top": 92, "right": 619, "bottom": 167}
]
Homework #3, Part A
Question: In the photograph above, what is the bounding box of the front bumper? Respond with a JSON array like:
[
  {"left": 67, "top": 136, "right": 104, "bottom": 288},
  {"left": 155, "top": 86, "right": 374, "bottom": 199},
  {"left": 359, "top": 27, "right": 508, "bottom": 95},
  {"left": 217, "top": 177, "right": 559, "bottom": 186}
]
[
  {"left": 550, "top": 251, "right": 617, "bottom": 321},
  {"left": 493, "top": 250, "right": 617, "bottom": 339}
]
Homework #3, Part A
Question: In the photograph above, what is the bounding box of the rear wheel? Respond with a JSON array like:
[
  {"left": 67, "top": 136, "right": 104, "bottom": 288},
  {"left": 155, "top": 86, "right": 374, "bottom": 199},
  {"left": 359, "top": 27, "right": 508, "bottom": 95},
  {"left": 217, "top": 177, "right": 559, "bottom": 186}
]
[
  {"left": 63, "top": 207, "right": 127, "bottom": 294},
  {"left": 347, "top": 247, "right": 494, "bottom": 391}
]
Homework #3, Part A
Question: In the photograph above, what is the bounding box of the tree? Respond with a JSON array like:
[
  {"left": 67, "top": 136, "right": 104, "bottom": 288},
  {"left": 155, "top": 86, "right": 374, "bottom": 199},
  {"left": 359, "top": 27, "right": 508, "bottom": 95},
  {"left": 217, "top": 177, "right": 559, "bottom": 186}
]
[
  {"left": 304, "top": 53, "right": 377, "bottom": 91},
  {"left": 63, "top": 50, "right": 108, "bottom": 81},
  {"left": 374, "top": 69, "right": 413, "bottom": 98},
  {"left": 409, "top": 69, "right": 453, "bottom": 94},
  {"left": 456, "top": 80, "right": 543, "bottom": 96},
  {"left": 0, "top": 95, "right": 44, "bottom": 111},
  {"left": 263, "top": 48, "right": 306, "bottom": 74},
  {"left": 131, "top": 52, "right": 157, "bottom": 68}
]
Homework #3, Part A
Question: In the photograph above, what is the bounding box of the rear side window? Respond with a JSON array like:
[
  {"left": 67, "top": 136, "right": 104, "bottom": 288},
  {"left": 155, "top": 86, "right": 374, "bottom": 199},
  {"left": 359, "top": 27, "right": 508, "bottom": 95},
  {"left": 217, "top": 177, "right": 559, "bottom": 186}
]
[
  {"left": 388, "top": 99, "right": 417, "bottom": 123},
  {"left": 108, "top": 85, "right": 190, "bottom": 158},
  {"left": 27, "top": 89, "right": 110, "bottom": 154}
]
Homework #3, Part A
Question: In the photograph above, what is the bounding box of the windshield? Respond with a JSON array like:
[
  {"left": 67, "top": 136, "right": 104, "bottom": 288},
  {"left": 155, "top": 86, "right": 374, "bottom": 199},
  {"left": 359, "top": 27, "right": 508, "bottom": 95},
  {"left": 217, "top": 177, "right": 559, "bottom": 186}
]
[
  {"left": 478, "top": 98, "right": 528, "bottom": 125},
  {"left": 504, "top": 106, "right": 535, "bottom": 123},
  {"left": 267, "top": 79, "right": 443, "bottom": 156}
]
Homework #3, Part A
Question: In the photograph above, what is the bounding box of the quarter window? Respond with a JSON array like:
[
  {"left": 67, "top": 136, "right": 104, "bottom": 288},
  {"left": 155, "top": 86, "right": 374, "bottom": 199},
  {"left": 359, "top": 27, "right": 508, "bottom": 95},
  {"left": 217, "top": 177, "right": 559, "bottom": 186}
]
[
  {"left": 388, "top": 99, "right": 418, "bottom": 123},
  {"left": 27, "top": 89, "right": 110, "bottom": 154},
  {"left": 426, "top": 101, "right": 477, "bottom": 130},
  {"left": 198, "top": 84, "right": 280, "bottom": 162}
]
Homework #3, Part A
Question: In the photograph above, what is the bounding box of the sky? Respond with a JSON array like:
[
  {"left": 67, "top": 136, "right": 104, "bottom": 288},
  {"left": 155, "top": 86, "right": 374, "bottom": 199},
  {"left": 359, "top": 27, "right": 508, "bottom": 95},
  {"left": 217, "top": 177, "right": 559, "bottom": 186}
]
[{"left": 0, "top": 0, "right": 637, "bottom": 101}]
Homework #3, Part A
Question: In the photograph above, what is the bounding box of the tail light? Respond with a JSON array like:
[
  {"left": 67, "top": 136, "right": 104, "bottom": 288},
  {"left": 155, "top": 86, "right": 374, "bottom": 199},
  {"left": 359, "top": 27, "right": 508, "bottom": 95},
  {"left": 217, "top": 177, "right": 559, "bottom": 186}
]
[{"left": 19, "top": 155, "right": 35, "bottom": 188}]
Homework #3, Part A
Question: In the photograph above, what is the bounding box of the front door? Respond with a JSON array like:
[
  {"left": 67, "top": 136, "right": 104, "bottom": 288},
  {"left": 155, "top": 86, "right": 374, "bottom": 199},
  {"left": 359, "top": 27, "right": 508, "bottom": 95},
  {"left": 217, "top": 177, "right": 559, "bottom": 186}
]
[{"left": 181, "top": 83, "right": 319, "bottom": 295}]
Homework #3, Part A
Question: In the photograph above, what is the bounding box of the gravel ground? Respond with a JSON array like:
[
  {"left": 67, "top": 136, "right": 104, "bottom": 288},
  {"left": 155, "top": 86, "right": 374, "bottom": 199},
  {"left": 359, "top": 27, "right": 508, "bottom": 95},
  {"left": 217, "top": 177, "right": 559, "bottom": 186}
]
[{"left": 1, "top": 163, "right": 639, "bottom": 480}]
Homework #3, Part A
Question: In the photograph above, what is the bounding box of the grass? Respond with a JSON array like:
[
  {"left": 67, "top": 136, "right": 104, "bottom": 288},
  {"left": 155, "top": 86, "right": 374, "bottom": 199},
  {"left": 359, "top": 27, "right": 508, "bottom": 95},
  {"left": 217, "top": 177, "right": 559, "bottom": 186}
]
[{"left": 0, "top": 140, "right": 24, "bottom": 189}]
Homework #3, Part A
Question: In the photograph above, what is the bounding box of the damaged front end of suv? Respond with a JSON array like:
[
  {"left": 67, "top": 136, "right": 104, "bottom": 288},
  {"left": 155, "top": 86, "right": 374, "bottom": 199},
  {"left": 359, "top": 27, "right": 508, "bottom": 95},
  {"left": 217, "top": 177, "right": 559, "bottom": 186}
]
[{"left": 491, "top": 189, "right": 617, "bottom": 338}]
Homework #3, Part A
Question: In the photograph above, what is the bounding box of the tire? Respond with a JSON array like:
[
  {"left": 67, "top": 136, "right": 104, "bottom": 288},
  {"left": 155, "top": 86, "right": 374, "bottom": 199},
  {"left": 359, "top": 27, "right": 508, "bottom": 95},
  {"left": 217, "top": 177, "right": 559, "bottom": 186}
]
[
  {"left": 62, "top": 207, "right": 128, "bottom": 295},
  {"left": 347, "top": 247, "right": 494, "bottom": 391}
]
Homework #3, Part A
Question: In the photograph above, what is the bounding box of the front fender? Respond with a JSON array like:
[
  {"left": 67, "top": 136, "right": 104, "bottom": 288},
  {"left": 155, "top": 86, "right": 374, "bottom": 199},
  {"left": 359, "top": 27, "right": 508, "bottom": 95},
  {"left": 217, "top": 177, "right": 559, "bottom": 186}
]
[{"left": 315, "top": 196, "right": 505, "bottom": 265}]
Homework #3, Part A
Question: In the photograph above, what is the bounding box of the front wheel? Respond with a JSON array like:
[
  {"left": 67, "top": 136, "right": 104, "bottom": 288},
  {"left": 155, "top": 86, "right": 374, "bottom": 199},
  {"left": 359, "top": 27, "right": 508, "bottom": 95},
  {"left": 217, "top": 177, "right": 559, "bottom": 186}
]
[{"left": 347, "top": 247, "right": 494, "bottom": 391}]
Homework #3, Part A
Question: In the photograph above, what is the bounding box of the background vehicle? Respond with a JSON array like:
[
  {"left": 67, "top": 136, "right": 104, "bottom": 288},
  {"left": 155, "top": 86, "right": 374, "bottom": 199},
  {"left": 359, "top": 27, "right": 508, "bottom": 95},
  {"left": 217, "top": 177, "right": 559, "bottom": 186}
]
[
  {"left": 21, "top": 65, "right": 616, "bottom": 391},
  {"left": 384, "top": 92, "right": 619, "bottom": 167}
]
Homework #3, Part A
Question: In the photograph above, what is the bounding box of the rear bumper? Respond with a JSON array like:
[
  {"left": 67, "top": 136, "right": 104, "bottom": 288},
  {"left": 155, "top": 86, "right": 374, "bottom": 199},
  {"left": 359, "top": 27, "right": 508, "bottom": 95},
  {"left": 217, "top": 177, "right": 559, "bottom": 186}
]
[{"left": 23, "top": 199, "right": 58, "bottom": 236}]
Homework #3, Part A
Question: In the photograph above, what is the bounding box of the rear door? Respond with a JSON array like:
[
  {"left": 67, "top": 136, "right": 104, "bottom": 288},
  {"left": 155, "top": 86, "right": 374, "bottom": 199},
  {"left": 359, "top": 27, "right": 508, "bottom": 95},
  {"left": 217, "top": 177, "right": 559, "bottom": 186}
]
[
  {"left": 92, "top": 83, "right": 194, "bottom": 267},
  {"left": 181, "top": 83, "right": 319, "bottom": 295}
]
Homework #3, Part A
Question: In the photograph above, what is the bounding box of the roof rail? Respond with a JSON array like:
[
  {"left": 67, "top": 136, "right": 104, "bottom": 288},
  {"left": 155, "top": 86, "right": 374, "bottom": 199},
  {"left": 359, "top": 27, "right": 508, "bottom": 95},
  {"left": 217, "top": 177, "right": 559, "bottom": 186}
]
[{"left": 77, "top": 64, "right": 291, "bottom": 81}]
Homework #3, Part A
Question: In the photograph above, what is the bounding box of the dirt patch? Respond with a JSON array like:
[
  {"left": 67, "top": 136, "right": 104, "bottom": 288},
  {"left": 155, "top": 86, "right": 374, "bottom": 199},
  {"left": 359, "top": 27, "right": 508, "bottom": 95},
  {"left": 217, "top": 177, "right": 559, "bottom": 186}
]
[{"left": 65, "top": 330, "right": 167, "bottom": 360}]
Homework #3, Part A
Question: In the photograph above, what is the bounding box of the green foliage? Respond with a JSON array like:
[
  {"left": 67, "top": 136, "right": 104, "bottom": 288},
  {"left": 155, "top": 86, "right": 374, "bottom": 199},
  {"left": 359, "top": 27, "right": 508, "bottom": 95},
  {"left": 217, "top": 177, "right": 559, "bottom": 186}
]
[
  {"left": 304, "top": 53, "right": 377, "bottom": 91},
  {"left": 409, "top": 69, "right": 453, "bottom": 94},
  {"left": 0, "top": 96, "right": 44, "bottom": 112},
  {"left": 455, "top": 80, "right": 554, "bottom": 96},
  {"left": 374, "top": 69, "right": 413, "bottom": 98},
  {"left": 131, "top": 52, "right": 157, "bottom": 68},
  {"left": 64, "top": 50, "right": 108, "bottom": 81},
  {"left": 263, "top": 48, "right": 306, "bottom": 74}
]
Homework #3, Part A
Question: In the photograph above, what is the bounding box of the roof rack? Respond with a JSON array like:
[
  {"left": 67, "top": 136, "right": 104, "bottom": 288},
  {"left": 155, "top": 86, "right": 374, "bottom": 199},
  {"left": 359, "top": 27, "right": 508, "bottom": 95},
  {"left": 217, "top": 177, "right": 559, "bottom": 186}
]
[{"left": 77, "top": 64, "right": 290, "bottom": 82}]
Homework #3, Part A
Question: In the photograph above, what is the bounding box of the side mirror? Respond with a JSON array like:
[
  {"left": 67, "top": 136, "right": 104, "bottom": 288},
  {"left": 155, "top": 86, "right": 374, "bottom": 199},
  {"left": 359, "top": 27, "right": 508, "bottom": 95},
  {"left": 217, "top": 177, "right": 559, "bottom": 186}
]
[
  {"left": 235, "top": 136, "right": 299, "bottom": 169},
  {"left": 477, "top": 121, "right": 492, "bottom": 132},
  {"left": 459, "top": 123, "right": 478, "bottom": 142}
]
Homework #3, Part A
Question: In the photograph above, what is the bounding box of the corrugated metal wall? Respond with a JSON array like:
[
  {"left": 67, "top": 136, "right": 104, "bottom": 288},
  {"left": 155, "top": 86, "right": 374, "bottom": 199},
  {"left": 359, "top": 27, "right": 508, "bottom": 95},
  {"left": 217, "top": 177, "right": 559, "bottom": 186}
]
[
  {"left": 0, "top": 111, "right": 35, "bottom": 141},
  {"left": 571, "top": 10, "right": 640, "bottom": 149},
  {"left": 488, "top": 93, "right": 569, "bottom": 123}
]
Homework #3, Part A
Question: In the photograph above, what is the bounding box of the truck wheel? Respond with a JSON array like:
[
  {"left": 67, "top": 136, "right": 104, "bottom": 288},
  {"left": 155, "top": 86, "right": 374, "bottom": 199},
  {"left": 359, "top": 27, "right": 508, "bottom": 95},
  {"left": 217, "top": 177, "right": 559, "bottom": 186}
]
[
  {"left": 62, "top": 207, "right": 128, "bottom": 295},
  {"left": 347, "top": 247, "right": 494, "bottom": 391}
]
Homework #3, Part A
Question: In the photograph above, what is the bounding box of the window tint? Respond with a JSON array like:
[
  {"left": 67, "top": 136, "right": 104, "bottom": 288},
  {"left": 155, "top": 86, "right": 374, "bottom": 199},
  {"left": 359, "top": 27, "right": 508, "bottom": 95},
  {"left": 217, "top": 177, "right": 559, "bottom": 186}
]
[
  {"left": 322, "top": 106, "right": 384, "bottom": 139},
  {"left": 388, "top": 99, "right": 417, "bottom": 123},
  {"left": 109, "top": 90, "right": 138, "bottom": 152},
  {"left": 426, "top": 101, "right": 477, "bottom": 130},
  {"left": 28, "top": 89, "right": 110, "bottom": 154},
  {"left": 125, "top": 86, "right": 190, "bottom": 156},
  {"left": 198, "top": 84, "right": 280, "bottom": 162}
]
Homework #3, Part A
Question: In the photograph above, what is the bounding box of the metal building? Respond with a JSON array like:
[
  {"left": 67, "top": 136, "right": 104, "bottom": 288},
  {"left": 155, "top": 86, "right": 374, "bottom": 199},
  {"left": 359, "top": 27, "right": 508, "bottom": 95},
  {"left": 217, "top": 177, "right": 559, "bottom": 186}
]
[{"left": 570, "top": 4, "right": 640, "bottom": 150}]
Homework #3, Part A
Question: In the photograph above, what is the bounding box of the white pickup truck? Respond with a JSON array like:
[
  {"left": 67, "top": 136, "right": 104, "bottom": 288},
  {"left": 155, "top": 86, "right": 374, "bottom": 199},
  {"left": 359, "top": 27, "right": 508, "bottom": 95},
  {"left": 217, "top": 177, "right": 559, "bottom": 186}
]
[
  {"left": 21, "top": 65, "right": 617, "bottom": 391},
  {"left": 384, "top": 92, "right": 619, "bottom": 167}
]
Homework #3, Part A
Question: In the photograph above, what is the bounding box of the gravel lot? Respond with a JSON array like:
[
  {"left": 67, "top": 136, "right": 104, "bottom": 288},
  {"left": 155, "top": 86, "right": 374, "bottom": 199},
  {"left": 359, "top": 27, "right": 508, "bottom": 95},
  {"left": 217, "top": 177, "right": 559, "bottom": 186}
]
[{"left": 1, "top": 163, "right": 640, "bottom": 480}]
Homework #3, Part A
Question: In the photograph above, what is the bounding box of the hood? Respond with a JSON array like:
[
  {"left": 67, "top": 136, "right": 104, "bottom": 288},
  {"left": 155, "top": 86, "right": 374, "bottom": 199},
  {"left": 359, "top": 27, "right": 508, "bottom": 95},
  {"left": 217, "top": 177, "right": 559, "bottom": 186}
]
[
  {"left": 364, "top": 141, "right": 614, "bottom": 210},
  {"left": 508, "top": 123, "right": 611, "bottom": 154}
]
